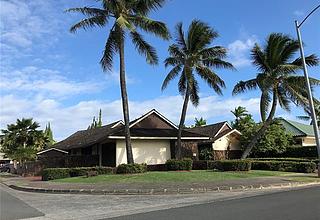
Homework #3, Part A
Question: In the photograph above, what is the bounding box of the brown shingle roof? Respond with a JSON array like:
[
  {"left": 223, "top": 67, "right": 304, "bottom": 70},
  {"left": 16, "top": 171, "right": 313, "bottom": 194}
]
[
  {"left": 186, "top": 121, "right": 229, "bottom": 138},
  {"left": 53, "top": 121, "right": 122, "bottom": 150}
]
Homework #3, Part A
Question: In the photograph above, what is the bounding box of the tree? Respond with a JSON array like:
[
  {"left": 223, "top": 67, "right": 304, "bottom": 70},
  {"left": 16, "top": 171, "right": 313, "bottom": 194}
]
[
  {"left": 194, "top": 117, "right": 207, "bottom": 127},
  {"left": 67, "top": 1, "right": 170, "bottom": 164},
  {"left": 44, "top": 122, "right": 55, "bottom": 148},
  {"left": 232, "top": 33, "right": 319, "bottom": 159},
  {"left": 230, "top": 107, "right": 292, "bottom": 157},
  {"left": 0, "top": 118, "right": 48, "bottom": 163},
  {"left": 231, "top": 106, "right": 249, "bottom": 128},
  {"left": 88, "top": 109, "right": 103, "bottom": 130},
  {"left": 162, "top": 20, "right": 234, "bottom": 159},
  {"left": 297, "top": 100, "right": 320, "bottom": 127}
]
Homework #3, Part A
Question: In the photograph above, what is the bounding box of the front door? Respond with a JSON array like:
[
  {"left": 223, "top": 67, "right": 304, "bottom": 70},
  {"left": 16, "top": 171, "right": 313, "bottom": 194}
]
[{"left": 101, "top": 142, "right": 116, "bottom": 167}]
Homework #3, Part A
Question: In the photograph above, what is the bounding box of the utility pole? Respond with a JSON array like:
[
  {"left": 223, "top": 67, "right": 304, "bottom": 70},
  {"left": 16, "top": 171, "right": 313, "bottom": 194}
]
[{"left": 294, "top": 4, "right": 320, "bottom": 177}]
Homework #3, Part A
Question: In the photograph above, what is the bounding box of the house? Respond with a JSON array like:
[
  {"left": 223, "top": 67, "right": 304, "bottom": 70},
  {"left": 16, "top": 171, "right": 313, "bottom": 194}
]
[
  {"left": 53, "top": 109, "right": 242, "bottom": 166},
  {"left": 279, "top": 118, "right": 318, "bottom": 146},
  {"left": 37, "top": 148, "right": 68, "bottom": 158},
  {"left": 187, "top": 122, "right": 242, "bottom": 160}
]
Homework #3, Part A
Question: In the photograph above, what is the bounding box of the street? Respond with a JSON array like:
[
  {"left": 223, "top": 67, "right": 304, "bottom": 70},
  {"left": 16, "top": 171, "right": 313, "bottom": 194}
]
[
  {"left": 109, "top": 186, "right": 320, "bottom": 220},
  {"left": 0, "top": 184, "right": 319, "bottom": 220}
]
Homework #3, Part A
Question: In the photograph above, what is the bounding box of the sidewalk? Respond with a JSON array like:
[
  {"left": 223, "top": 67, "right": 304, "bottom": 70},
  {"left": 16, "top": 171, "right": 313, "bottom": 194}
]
[{"left": 1, "top": 173, "right": 319, "bottom": 195}]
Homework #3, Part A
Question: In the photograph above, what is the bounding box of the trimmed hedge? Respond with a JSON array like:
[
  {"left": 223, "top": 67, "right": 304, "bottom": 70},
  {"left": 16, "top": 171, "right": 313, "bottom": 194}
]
[
  {"left": 42, "top": 168, "right": 70, "bottom": 181},
  {"left": 147, "top": 164, "right": 167, "bottom": 171},
  {"left": 192, "top": 160, "right": 210, "bottom": 170},
  {"left": 166, "top": 158, "right": 193, "bottom": 171},
  {"left": 208, "top": 160, "right": 252, "bottom": 171},
  {"left": 116, "top": 163, "right": 147, "bottom": 174},
  {"left": 42, "top": 167, "right": 114, "bottom": 181},
  {"left": 250, "top": 158, "right": 312, "bottom": 162},
  {"left": 282, "top": 146, "right": 317, "bottom": 158},
  {"left": 251, "top": 160, "right": 316, "bottom": 173}
]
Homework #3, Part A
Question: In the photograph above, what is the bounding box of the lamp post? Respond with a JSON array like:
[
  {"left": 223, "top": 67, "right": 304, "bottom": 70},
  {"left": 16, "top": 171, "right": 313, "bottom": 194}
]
[{"left": 294, "top": 4, "right": 320, "bottom": 177}]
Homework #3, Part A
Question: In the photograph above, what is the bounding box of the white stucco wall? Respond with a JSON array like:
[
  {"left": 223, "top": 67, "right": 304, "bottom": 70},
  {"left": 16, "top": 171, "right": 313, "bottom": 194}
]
[
  {"left": 116, "top": 139, "right": 171, "bottom": 165},
  {"left": 301, "top": 137, "right": 316, "bottom": 146},
  {"left": 212, "top": 134, "right": 240, "bottom": 151}
]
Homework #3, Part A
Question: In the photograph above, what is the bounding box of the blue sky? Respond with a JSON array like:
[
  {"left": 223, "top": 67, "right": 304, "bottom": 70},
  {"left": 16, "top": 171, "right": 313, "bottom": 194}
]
[{"left": 1, "top": 0, "right": 319, "bottom": 140}]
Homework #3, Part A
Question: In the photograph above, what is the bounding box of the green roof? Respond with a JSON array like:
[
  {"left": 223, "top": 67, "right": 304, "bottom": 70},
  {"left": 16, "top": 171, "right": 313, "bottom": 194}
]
[{"left": 279, "top": 118, "right": 316, "bottom": 137}]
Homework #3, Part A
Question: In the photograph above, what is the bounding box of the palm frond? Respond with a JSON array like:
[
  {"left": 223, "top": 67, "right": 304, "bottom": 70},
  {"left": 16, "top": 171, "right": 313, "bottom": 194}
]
[
  {"left": 66, "top": 7, "right": 109, "bottom": 17},
  {"left": 130, "top": 15, "right": 170, "bottom": 39},
  {"left": 161, "top": 65, "right": 182, "bottom": 91},
  {"left": 164, "top": 57, "right": 180, "bottom": 67},
  {"left": 133, "top": 0, "right": 166, "bottom": 14},
  {"left": 100, "top": 28, "right": 120, "bottom": 71},
  {"left": 130, "top": 31, "right": 158, "bottom": 65},
  {"left": 69, "top": 16, "right": 107, "bottom": 33},
  {"left": 251, "top": 44, "right": 270, "bottom": 72},
  {"left": 175, "top": 22, "right": 187, "bottom": 51},
  {"left": 260, "top": 90, "right": 271, "bottom": 122},
  {"left": 232, "top": 79, "right": 258, "bottom": 95},
  {"left": 202, "top": 58, "right": 235, "bottom": 70},
  {"left": 199, "top": 46, "right": 227, "bottom": 59},
  {"left": 291, "top": 54, "right": 320, "bottom": 67},
  {"left": 195, "top": 65, "right": 225, "bottom": 95}
]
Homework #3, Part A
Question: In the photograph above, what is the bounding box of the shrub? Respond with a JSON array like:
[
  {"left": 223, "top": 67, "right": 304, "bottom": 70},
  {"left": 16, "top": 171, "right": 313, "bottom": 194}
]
[
  {"left": 166, "top": 158, "right": 193, "bottom": 171},
  {"left": 116, "top": 163, "right": 147, "bottom": 174},
  {"left": 250, "top": 158, "right": 312, "bottom": 162},
  {"left": 281, "top": 146, "right": 318, "bottom": 158},
  {"left": 42, "top": 166, "right": 114, "bottom": 180},
  {"left": 147, "top": 164, "right": 167, "bottom": 171},
  {"left": 192, "top": 160, "right": 210, "bottom": 170},
  {"left": 42, "top": 168, "right": 70, "bottom": 181},
  {"left": 86, "top": 170, "right": 98, "bottom": 177},
  {"left": 251, "top": 160, "right": 316, "bottom": 173},
  {"left": 208, "top": 160, "right": 251, "bottom": 171}
]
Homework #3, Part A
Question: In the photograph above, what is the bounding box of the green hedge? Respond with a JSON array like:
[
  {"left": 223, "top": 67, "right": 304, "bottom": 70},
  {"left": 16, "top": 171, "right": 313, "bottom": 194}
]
[
  {"left": 116, "top": 163, "right": 147, "bottom": 174},
  {"left": 208, "top": 160, "right": 252, "bottom": 171},
  {"left": 250, "top": 158, "right": 312, "bottom": 162},
  {"left": 166, "top": 158, "right": 193, "bottom": 171},
  {"left": 42, "top": 167, "right": 114, "bottom": 181},
  {"left": 282, "top": 146, "right": 318, "bottom": 158},
  {"left": 251, "top": 160, "right": 316, "bottom": 173}
]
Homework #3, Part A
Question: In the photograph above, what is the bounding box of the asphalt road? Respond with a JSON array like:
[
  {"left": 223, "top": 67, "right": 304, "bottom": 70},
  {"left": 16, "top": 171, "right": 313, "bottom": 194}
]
[
  {"left": 0, "top": 187, "right": 44, "bottom": 220},
  {"left": 109, "top": 186, "right": 320, "bottom": 220}
]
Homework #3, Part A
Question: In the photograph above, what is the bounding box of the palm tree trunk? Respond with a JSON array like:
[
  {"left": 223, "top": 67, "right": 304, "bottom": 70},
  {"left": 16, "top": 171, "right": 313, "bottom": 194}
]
[
  {"left": 119, "top": 38, "right": 134, "bottom": 164},
  {"left": 241, "top": 91, "right": 278, "bottom": 159},
  {"left": 176, "top": 85, "right": 190, "bottom": 159}
]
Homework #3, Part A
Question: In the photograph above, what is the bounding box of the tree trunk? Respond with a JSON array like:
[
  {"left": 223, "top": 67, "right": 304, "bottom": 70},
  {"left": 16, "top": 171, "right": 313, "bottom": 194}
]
[
  {"left": 241, "top": 91, "right": 278, "bottom": 159},
  {"left": 176, "top": 85, "right": 190, "bottom": 159},
  {"left": 119, "top": 38, "right": 134, "bottom": 164}
]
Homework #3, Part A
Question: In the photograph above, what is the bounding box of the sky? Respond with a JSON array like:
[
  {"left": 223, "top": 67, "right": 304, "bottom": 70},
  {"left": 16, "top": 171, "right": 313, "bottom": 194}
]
[{"left": 1, "top": 0, "right": 319, "bottom": 141}]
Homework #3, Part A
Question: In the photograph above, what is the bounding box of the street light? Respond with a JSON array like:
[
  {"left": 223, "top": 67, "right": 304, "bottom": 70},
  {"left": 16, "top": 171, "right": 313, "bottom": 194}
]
[{"left": 294, "top": 4, "right": 320, "bottom": 177}]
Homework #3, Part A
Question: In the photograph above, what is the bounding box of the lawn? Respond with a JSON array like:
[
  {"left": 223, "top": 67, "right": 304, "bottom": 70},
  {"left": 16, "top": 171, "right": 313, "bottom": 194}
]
[{"left": 52, "top": 170, "right": 292, "bottom": 184}]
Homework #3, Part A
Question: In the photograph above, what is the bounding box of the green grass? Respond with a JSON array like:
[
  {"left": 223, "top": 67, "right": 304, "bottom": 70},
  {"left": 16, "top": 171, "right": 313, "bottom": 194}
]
[{"left": 52, "top": 170, "right": 292, "bottom": 184}]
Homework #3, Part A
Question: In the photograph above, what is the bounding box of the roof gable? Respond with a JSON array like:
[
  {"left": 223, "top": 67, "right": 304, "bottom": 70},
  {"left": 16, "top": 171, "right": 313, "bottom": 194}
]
[
  {"left": 130, "top": 109, "right": 178, "bottom": 129},
  {"left": 279, "top": 118, "right": 315, "bottom": 137},
  {"left": 186, "top": 121, "right": 231, "bottom": 138}
]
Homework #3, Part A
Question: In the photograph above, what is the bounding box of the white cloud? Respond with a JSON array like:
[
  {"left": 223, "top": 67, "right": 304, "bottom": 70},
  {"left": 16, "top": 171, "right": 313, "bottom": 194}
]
[
  {"left": 0, "top": 66, "right": 102, "bottom": 98},
  {"left": 0, "top": 0, "right": 66, "bottom": 63},
  {"left": 293, "top": 10, "right": 304, "bottom": 17},
  {"left": 228, "top": 36, "right": 258, "bottom": 67},
  {"left": 0, "top": 94, "right": 260, "bottom": 141}
]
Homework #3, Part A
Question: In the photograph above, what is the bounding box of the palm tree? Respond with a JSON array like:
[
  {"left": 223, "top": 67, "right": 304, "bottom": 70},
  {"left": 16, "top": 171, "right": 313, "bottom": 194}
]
[
  {"left": 67, "top": 0, "right": 170, "bottom": 164},
  {"left": 1, "top": 118, "right": 47, "bottom": 163},
  {"left": 162, "top": 20, "right": 234, "bottom": 159},
  {"left": 297, "top": 101, "right": 320, "bottom": 127},
  {"left": 194, "top": 117, "right": 207, "bottom": 127},
  {"left": 231, "top": 106, "right": 248, "bottom": 121},
  {"left": 233, "top": 33, "right": 319, "bottom": 159}
]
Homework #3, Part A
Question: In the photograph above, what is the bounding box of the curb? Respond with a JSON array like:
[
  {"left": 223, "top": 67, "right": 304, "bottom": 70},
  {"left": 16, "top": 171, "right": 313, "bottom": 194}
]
[{"left": 5, "top": 181, "right": 320, "bottom": 195}]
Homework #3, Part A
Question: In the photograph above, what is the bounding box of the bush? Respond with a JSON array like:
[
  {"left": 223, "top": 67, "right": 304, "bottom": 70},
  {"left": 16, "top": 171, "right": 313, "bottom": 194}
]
[
  {"left": 192, "top": 160, "right": 210, "bottom": 170},
  {"left": 147, "top": 164, "right": 167, "bottom": 171},
  {"left": 208, "top": 160, "right": 251, "bottom": 171},
  {"left": 42, "top": 168, "right": 70, "bottom": 181},
  {"left": 251, "top": 160, "right": 316, "bottom": 173},
  {"left": 42, "top": 166, "right": 115, "bottom": 181},
  {"left": 281, "top": 146, "right": 318, "bottom": 158},
  {"left": 116, "top": 163, "right": 147, "bottom": 174},
  {"left": 166, "top": 158, "right": 193, "bottom": 171},
  {"left": 250, "top": 158, "right": 312, "bottom": 162}
]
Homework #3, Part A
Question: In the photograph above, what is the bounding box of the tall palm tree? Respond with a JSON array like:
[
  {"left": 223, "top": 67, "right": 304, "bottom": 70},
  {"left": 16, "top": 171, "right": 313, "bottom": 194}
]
[
  {"left": 194, "top": 117, "right": 207, "bottom": 127},
  {"left": 233, "top": 33, "right": 319, "bottom": 159},
  {"left": 297, "top": 100, "right": 320, "bottom": 127},
  {"left": 67, "top": 0, "right": 170, "bottom": 164},
  {"left": 162, "top": 20, "right": 234, "bottom": 159}
]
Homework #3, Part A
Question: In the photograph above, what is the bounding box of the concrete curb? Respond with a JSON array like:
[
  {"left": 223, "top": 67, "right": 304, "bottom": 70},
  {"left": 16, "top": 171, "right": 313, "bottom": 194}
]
[{"left": 5, "top": 181, "right": 320, "bottom": 195}]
